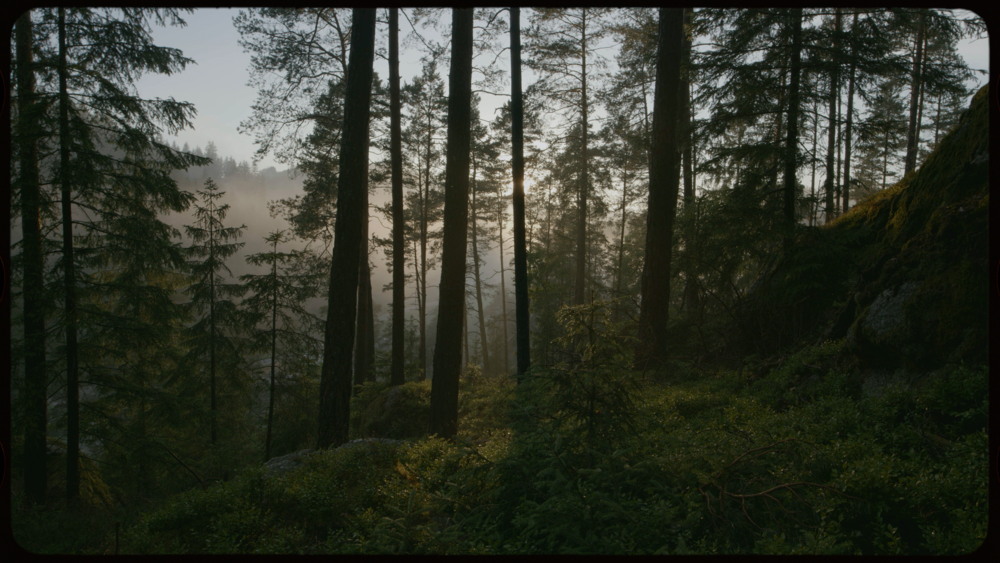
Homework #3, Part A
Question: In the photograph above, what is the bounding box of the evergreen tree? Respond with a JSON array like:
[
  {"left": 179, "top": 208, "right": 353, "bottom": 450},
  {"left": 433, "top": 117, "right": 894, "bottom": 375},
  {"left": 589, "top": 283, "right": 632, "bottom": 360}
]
[
  {"left": 388, "top": 7, "right": 407, "bottom": 386},
  {"left": 182, "top": 178, "right": 247, "bottom": 449},
  {"left": 430, "top": 8, "right": 474, "bottom": 439},
  {"left": 509, "top": 6, "right": 531, "bottom": 379},
  {"left": 12, "top": 12, "right": 50, "bottom": 506},
  {"left": 525, "top": 7, "right": 611, "bottom": 305},
  {"left": 636, "top": 7, "right": 683, "bottom": 369},
  {"left": 317, "top": 7, "right": 377, "bottom": 449},
  {"left": 401, "top": 59, "right": 448, "bottom": 379},
  {"left": 234, "top": 7, "right": 352, "bottom": 166},
  {"left": 242, "top": 230, "right": 323, "bottom": 461},
  {"left": 32, "top": 6, "right": 206, "bottom": 502}
]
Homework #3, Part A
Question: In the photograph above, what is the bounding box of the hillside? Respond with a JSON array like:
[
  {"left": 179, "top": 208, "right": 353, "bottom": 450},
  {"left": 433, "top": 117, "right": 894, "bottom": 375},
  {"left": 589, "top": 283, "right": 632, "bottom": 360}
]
[{"left": 738, "top": 85, "right": 989, "bottom": 371}]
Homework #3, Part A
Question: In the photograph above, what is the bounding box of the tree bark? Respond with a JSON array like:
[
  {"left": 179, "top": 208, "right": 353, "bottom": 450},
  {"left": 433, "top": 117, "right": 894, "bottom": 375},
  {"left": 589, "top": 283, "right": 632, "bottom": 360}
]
[
  {"left": 782, "top": 8, "right": 803, "bottom": 250},
  {"left": 58, "top": 7, "right": 81, "bottom": 503},
  {"left": 680, "top": 7, "right": 700, "bottom": 314},
  {"left": 574, "top": 9, "right": 591, "bottom": 306},
  {"left": 823, "top": 10, "right": 842, "bottom": 223},
  {"left": 904, "top": 9, "right": 926, "bottom": 175},
  {"left": 430, "top": 8, "right": 474, "bottom": 439},
  {"left": 496, "top": 200, "right": 510, "bottom": 376},
  {"left": 389, "top": 8, "right": 406, "bottom": 386},
  {"left": 15, "top": 12, "right": 49, "bottom": 505},
  {"left": 470, "top": 157, "right": 491, "bottom": 373},
  {"left": 316, "top": 8, "right": 376, "bottom": 449},
  {"left": 510, "top": 6, "right": 531, "bottom": 380},
  {"left": 636, "top": 7, "right": 683, "bottom": 369},
  {"left": 265, "top": 238, "right": 278, "bottom": 461},
  {"left": 842, "top": 12, "right": 858, "bottom": 214}
]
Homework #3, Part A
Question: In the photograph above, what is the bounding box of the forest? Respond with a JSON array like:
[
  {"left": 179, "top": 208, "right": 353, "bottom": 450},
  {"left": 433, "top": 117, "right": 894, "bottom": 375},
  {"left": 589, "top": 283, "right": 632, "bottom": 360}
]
[{"left": 6, "top": 6, "right": 990, "bottom": 555}]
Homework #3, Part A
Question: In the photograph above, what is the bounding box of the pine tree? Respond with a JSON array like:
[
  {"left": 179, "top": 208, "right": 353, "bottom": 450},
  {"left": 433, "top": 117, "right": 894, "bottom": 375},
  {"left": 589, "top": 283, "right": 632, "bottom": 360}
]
[
  {"left": 317, "top": 7, "right": 377, "bottom": 449},
  {"left": 509, "top": 6, "right": 531, "bottom": 379},
  {"left": 234, "top": 7, "right": 352, "bottom": 166},
  {"left": 388, "top": 7, "right": 407, "bottom": 387},
  {"left": 430, "top": 8, "right": 474, "bottom": 439},
  {"left": 401, "top": 59, "right": 448, "bottom": 379},
  {"left": 526, "top": 7, "right": 611, "bottom": 305},
  {"left": 636, "top": 7, "right": 684, "bottom": 369}
]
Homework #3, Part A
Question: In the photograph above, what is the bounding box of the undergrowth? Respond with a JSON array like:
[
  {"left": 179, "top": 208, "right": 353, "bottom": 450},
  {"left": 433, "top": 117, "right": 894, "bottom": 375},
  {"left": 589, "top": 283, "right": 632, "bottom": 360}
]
[{"left": 15, "top": 332, "right": 988, "bottom": 555}]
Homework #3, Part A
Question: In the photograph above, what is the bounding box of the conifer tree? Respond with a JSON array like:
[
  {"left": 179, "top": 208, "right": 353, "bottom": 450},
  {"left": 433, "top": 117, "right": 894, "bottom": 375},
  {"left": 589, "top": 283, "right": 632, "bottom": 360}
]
[
  {"left": 526, "top": 7, "right": 610, "bottom": 305},
  {"left": 636, "top": 7, "right": 683, "bottom": 369},
  {"left": 317, "top": 7, "right": 377, "bottom": 449},
  {"left": 401, "top": 59, "right": 448, "bottom": 379},
  {"left": 242, "top": 230, "right": 323, "bottom": 461},
  {"left": 388, "top": 7, "right": 407, "bottom": 386},
  {"left": 12, "top": 12, "right": 50, "bottom": 506},
  {"left": 430, "top": 8, "right": 474, "bottom": 438},
  {"left": 35, "top": 6, "right": 206, "bottom": 501},
  {"left": 509, "top": 6, "right": 531, "bottom": 378},
  {"left": 183, "top": 178, "right": 247, "bottom": 447}
]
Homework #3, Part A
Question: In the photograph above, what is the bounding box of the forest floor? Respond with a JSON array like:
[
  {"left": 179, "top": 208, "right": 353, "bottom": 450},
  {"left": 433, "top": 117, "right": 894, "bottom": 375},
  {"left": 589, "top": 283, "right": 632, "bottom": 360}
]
[{"left": 14, "top": 340, "right": 988, "bottom": 555}]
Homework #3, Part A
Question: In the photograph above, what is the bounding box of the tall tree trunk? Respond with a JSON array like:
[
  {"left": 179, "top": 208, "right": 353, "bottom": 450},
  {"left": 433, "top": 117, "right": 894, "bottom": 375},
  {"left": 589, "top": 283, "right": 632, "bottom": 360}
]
[
  {"left": 782, "top": 8, "right": 803, "bottom": 250},
  {"left": 470, "top": 159, "right": 491, "bottom": 373},
  {"left": 823, "top": 10, "right": 842, "bottom": 223},
  {"left": 389, "top": 8, "right": 405, "bottom": 386},
  {"left": 265, "top": 239, "right": 278, "bottom": 461},
  {"left": 574, "top": 9, "right": 590, "bottom": 305},
  {"left": 636, "top": 7, "right": 683, "bottom": 369},
  {"left": 881, "top": 128, "right": 891, "bottom": 191},
  {"left": 842, "top": 13, "right": 858, "bottom": 214},
  {"left": 680, "top": 7, "right": 699, "bottom": 314},
  {"left": 496, "top": 202, "right": 510, "bottom": 376},
  {"left": 510, "top": 6, "right": 531, "bottom": 379},
  {"left": 209, "top": 206, "right": 218, "bottom": 446},
  {"left": 412, "top": 237, "right": 424, "bottom": 381},
  {"left": 615, "top": 169, "right": 629, "bottom": 295},
  {"left": 904, "top": 9, "right": 926, "bottom": 175},
  {"left": 419, "top": 140, "right": 429, "bottom": 380},
  {"left": 354, "top": 247, "right": 372, "bottom": 388},
  {"left": 58, "top": 8, "right": 81, "bottom": 503},
  {"left": 430, "top": 8, "right": 474, "bottom": 439},
  {"left": 316, "top": 8, "right": 376, "bottom": 449},
  {"left": 809, "top": 98, "right": 819, "bottom": 226},
  {"left": 15, "top": 13, "right": 48, "bottom": 505},
  {"left": 354, "top": 158, "right": 372, "bottom": 389}
]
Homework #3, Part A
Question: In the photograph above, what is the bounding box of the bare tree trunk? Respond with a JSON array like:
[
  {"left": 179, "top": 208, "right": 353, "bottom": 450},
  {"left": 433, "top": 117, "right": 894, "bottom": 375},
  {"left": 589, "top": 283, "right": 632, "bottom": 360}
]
[
  {"left": 636, "top": 7, "right": 683, "bottom": 369},
  {"left": 842, "top": 13, "right": 858, "bottom": 214},
  {"left": 574, "top": 9, "right": 590, "bottom": 305},
  {"left": 782, "top": 8, "right": 803, "bottom": 251},
  {"left": 15, "top": 13, "right": 48, "bottom": 505},
  {"left": 823, "top": 10, "right": 842, "bottom": 223},
  {"left": 389, "top": 8, "right": 406, "bottom": 386},
  {"left": 615, "top": 169, "right": 629, "bottom": 295},
  {"left": 510, "top": 6, "right": 531, "bottom": 379},
  {"left": 470, "top": 157, "right": 490, "bottom": 373},
  {"left": 680, "top": 7, "right": 699, "bottom": 314},
  {"left": 809, "top": 98, "right": 819, "bottom": 226},
  {"left": 904, "top": 9, "right": 926, "bottom": 175},
  {"left": 496, "top": 201, "right": 510, "bottom": 376},
  {"left": 58, "top": 7, "right": 81, "bottom": 503},
  {"left": 430, "top": 8, "right": 474, "bottom": 439},
  {"left": 316, "top": 8, "right": 376, "bottom": 449},
  {"left": 265, "top": 238, "right": 278, "bottom": 461}
]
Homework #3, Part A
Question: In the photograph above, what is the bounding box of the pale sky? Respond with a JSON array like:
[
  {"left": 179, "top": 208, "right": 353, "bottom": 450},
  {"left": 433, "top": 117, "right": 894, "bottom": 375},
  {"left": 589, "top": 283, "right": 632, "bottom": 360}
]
[{"left": 136, "top": 7, "right": 989, "bottom": 175}]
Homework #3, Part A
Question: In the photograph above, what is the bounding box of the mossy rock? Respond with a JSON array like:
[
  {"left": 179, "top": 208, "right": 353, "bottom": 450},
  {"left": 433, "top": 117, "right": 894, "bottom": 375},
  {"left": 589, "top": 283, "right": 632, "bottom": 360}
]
[{"left": 351, "top": 382, "right": 431, "bottom": 439}]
